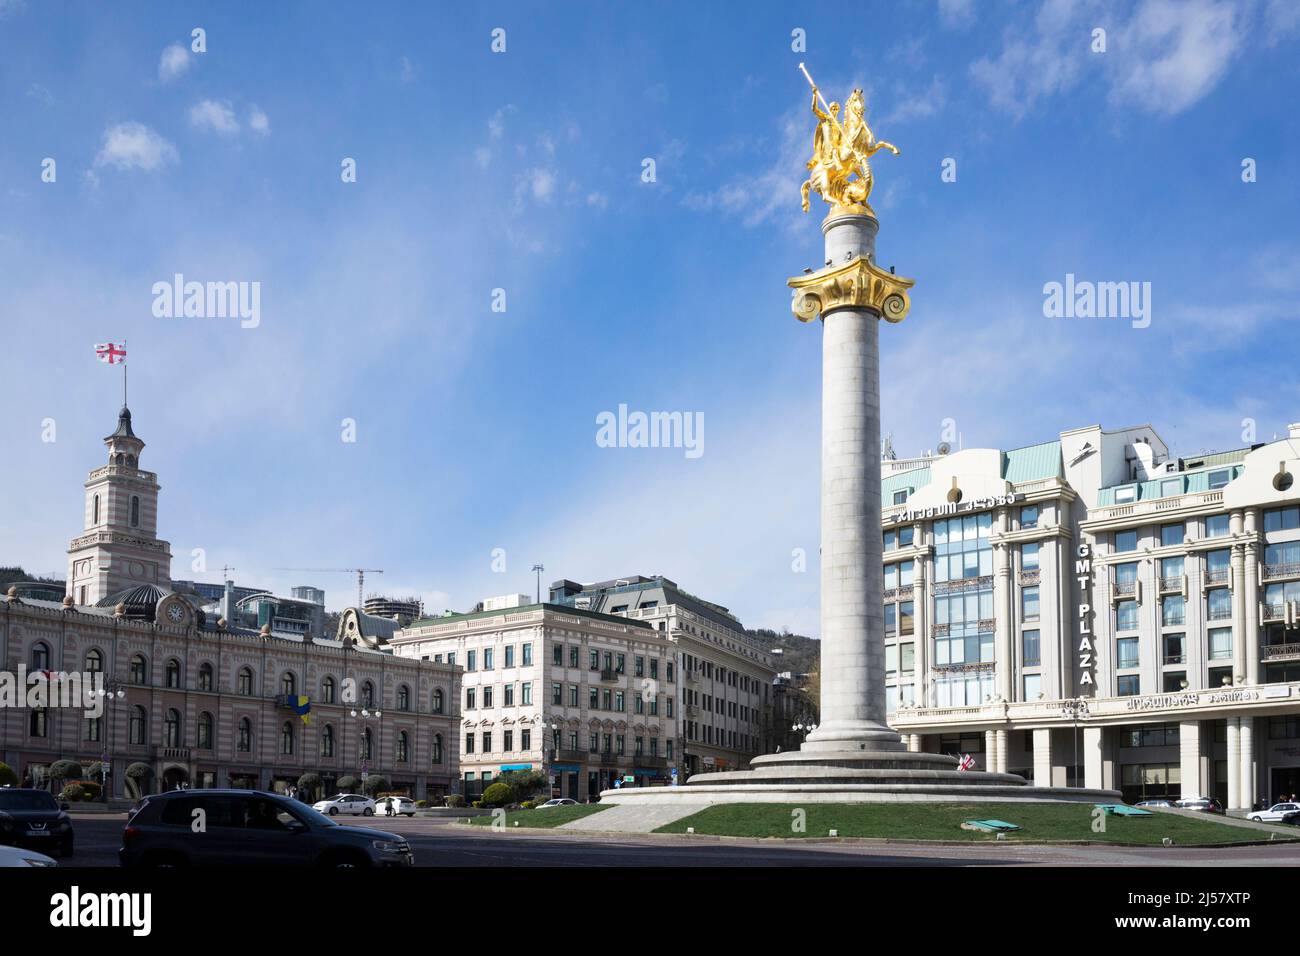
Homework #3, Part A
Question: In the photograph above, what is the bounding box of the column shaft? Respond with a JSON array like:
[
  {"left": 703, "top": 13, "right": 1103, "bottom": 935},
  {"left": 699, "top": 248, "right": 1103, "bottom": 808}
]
[
  {"left": 1240, "top": 716, "right": 1255, "bottom": 809},
  {"left": 1178, "top": 719, "right": 1201, "bottom": 801},
  {"left": 995, "top": 728, "right": 1008, "bottom": 774},
  {"left": 1083, "top": 726, "right": 1103, "bottom": 789},
  {"left": 1226, "top": 717, "right": 1241, "bottom": 810},
  {"left": 1032, "top": 728, "right": 1052, "bottom": 787}
]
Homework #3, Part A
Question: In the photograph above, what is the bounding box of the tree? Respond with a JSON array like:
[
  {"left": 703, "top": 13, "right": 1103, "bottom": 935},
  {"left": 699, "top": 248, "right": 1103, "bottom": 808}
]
[
  {"left": 361, "top": 774, "right": 389, "bottom": 797},
  {"left": 336, "top": 775, "right": 360, "bottom": 793},
  {"left": 49, "top": 760, "right": 83, "bottom": 790},
  {"left": 481, "top": 782, "right": 513, "bottom": 807},
  {"left": 0, "top": 762, "right": 17, "bottom": 788},
  {"left": 497, "top": 769, "right": 547, "bottom": 802},
  {"left": 296, "top": 772, "right": 322, "bottom": 801}
]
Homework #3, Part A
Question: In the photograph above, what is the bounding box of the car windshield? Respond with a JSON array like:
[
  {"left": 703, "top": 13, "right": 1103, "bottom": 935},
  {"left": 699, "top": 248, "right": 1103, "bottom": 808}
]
[
  {"left": 0, "top": 791, "right": 58, "bottom": 811},
  {"left": 290, "top": 801, "right": 339, "bottom": 827}
]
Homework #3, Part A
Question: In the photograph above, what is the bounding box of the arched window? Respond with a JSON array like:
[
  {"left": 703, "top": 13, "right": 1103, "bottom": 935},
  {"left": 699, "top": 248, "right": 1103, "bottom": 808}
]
[
  {"left": 396, "top": 730, "right": 409, "bottom": 762},
  {"left": 129, "top": 706, "right": 147, "bottom": 745},
  {"left": 432, "top": 688, "right": 445, "bottom": 714},
  {"left": 237, "top": 667, "right": 253, "bottom": 696},
  {"left": 29, "top": 708, "right": 48, "bottom": 738},
  {"left": 360, "top": 727, "right": 373, "bottom": 760},
  {"left": 280, "top": 721, "right": 295, "bottom": 755},
  {"left": 85, "top": 714, "right": 103, "bottom": 743},
  {"left": 397, "top": 684, "right": 410, "bottom": 711},
  {"left": 92, "top": 494, "right": 100, "bottom": 525},
  {"left": 321, "top": 724, "right": 335, "bottom": 757},
  {"left": 432, "top": 734, "right": 444, "bottom": 765},
  {"left": 130, "top": 654, "right": 148, "bottom": 685},
  {"left": 84, "top": 649, "right": 103, "bottom": 673},
  {"left": 164, "top": 709, "right": 182, "bottom": 748},
  {"left": 165, "top": 659, "right": 182, "bottom": 689},
  {"left": 237, "top": 717, "right": 252, "bottom": 752},
  {"left": 130, "top": 495, "right": 140, "bottom": 528},
  {"left": 321, "top": 676, "right": 336, "bottom": 704},
  {"left": 362, "top": 681, "right": 375, "bottom": 709},
  {"left": 280, "top": 672, "right": 296, "bottom": 696},
  {"left": 198, "top": 712, "right": 214, "bottom": 750},
  {"left": 198, "top": 662, "right": 214, "bottom": 692},
  {"left": 30, "top": 642, "right": 50, "bottom": 671}
]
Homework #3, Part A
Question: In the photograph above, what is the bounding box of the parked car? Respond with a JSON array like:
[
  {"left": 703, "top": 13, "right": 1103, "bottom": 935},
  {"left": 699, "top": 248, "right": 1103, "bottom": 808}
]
[
  {"left": 1134, "top": 799, "right": 1175, "bottom": 809},
  {"left": 120, "top": 789, "right": 413, "bottom": 867},
  {"left": 312, "top": 793, "right": 376, "bottom": 817},
  {"left": 1175, "top": 797, "right": 1225, "bottom": 814},
  {"left": 1248, "top": 802, "right": 1300, "bottom": 823},
  {"left": 0, "top": 843, "right": 58, "bottom": 867},
  {"left": 537, "top": 798, "right": 577, "bottom": 808},
  {"left": 0, "top": 789, "right": 75, "bottom": 857},
  {"left": 374, "top": 796, "right": 417, "bottom": 817}
]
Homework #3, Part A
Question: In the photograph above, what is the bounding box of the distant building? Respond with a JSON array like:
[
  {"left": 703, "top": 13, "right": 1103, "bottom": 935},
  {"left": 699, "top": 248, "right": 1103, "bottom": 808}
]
[
  {"left": 292, "top": 586, "right": 326, "bottom": 606},
  {"left": 364, "top": 595, "right": 423, "bottom": 625}
]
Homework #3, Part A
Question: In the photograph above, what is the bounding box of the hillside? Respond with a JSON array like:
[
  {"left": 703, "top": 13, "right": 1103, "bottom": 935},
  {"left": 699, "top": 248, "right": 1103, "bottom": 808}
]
[{"left": 746, "top": 628, "right": 820, "bottom": 677}]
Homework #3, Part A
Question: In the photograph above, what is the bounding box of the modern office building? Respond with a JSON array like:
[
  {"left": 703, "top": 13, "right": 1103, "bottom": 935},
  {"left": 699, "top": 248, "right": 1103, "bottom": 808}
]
[
  {"left": 364, "top": 594, "right": 424, "bottom": 625},
  {"left": 883, "top": 420, "right": 1300, "bottom": 809},
  {"left": 549, "top": 575, "right": 779, "bottom": 775},
  {"left": 389, "top": 599, "right": 676, "bottom": 800},
  {"left": 0, "top": 404, "right": 461, "bottom": 801}
]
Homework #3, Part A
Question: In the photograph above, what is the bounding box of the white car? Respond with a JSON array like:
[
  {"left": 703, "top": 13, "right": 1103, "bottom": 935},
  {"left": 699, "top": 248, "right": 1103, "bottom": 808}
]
[
  {"left": 1249, "top": 802, "right": 1300, "bottom": 823},
  {"left": 0, "top": 843, "right": 58, "bottom": 867},
  {"left": 537, "top": 798, "right": 577, "bottom": 808},
  {"left": 374, "top": 796, "right": 418, "bottom": 817},
  {"left": 311, "top": 793, "right": 376, "bottom": 817}
]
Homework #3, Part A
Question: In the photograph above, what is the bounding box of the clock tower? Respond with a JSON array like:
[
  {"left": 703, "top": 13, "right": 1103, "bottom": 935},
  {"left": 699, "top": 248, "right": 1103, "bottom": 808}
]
[{"left": 66, "top": 405, "right": 173, "bottom": 605}]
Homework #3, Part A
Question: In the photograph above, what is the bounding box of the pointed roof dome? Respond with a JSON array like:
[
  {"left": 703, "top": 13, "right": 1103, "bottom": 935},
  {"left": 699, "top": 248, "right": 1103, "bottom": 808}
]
[{"left": 106, "top": 405, "right": 138, "bottom": 441}]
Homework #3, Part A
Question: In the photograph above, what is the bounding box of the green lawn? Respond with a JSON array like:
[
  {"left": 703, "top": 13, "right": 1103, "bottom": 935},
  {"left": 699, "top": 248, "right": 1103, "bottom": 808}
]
[
  {"left": 466, "top": 803, "right": 609, "bottom": 829},
  {"left": 653, "top": 803, "right": 1290, "bottom": 846}
]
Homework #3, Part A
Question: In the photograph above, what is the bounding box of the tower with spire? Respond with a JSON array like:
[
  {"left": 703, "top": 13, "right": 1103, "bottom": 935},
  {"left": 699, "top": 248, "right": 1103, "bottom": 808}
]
[{"left": 66, "top": 404, "right": 173, "bottom": 605}]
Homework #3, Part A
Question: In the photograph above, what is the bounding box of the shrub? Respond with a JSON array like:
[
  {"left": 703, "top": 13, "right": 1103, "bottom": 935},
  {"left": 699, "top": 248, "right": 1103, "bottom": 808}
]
[
  {"left": 296, "top": 772, "right": 322, "bottom": 797},
  {"left": 125, "top": 762, "right": 152, "bottom": 780},
  {"left": 0, "top": 762, "right": 17, "bottom": 788},
  {"left": 50, "top": 760, "right": 84, "bottom": 787},
  {"left": 470, "top": 800, "right": 484, "bottom": 809},
  {"left": 336, "top": 775, "right": 360, "bottom": 793},
  {"left": 60, "top": 784, "right": 85, "bottom": 802},
  {"left": 361, "top": 774, "right": 390, "bottom": 797},
  {"left": 520, "top": 800, "right": 536, "bottom": 810},
  {"left": 415, "top": 800, "right": 428, "bottom": 809},
  {"left": 481, "top": 782, "right": 513, "bottom": 807},
  {"left": 444, "top": 794, "right": 466, "bottom": 808},
  {"left": 69, "top": 779, "right": 100, "bottom": 801}
]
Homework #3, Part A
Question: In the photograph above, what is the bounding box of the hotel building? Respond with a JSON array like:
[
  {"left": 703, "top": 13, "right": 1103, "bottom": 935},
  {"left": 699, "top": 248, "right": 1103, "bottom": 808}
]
[{"left": 882, "top": 420, "right": 1300, "bottom": 809}]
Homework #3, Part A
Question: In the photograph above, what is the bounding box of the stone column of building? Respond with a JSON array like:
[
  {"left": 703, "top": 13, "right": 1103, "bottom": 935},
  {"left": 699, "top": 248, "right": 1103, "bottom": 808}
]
[
  {"left": 1082, "top": 726, "right": 1103, "bottom": 790},
  {"left": 916, "top": 526, "right": 932, "bottom": 706},
  {"left": 1230, "top": 513, "right": 1247, "bottom": 679},
  {"left": 802, "top": 213, "right": 903, "bottom": 753},
  {"left": 993, "top": 514, "right": 1013, "bottom": 703},
  {"left": 1244, "top": 508, "right": 1260, "bottom": 684},
  {"left": 1240, "top": 716, "right": 1255, "bottom": 809},
  {"left": 1179, "top": 719, "right": 1201, "bottom": 800},
  {"left": 1032, "top": 727, "right": 1052, "bottom": 787},
  {"left": 1226, "top": 716, "right": 1241, "bottom": 809},
  {"left": 984, "top": 729, "right": 997, "bottom": 771},
  {"left": 995, "top": 728, "right": 1009, "bottom": 774}
]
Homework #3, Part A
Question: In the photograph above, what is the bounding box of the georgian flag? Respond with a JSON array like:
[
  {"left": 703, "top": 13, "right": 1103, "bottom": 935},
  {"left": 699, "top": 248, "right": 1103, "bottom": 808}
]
[
  {"left": 958, "top": 753, "right": 976, "bottom": 771},
  {"left": 95, "top": 342, "right": 127, "bottom": 365}
]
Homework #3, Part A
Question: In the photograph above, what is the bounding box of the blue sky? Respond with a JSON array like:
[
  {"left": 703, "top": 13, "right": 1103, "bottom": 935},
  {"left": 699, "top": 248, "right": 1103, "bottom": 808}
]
[{"left": 2, "top": 0, "right": 1298, "bottom": 635}]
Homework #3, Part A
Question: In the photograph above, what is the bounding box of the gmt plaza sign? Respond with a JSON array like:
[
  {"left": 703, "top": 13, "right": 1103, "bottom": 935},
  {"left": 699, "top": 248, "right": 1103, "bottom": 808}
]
[{"left": 887, "top": 492, "right": 1024, "bottom": 524}]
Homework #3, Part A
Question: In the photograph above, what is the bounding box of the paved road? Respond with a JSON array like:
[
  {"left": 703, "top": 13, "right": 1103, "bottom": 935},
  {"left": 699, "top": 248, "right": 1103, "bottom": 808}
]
[{"left": 59, "top": 815, "right": 1300, "bottom": 867}]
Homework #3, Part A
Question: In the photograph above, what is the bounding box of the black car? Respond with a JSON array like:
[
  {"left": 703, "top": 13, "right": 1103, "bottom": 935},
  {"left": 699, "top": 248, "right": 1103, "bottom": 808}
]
[
  {"left": 0, "top": 789, "right": 75, "bottom": 857},
  {"left": 119, "top": 789, "right": 413, "bottom": 867}
]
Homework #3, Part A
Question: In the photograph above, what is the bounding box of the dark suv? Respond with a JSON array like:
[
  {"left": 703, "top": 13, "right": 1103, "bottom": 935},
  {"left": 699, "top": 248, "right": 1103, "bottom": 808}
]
[
  {"left": 0, "top": 789, "right": 75, "bottom": 857},
  {"left": 119, "top": 789, "right": 413, "bottom": 867}
]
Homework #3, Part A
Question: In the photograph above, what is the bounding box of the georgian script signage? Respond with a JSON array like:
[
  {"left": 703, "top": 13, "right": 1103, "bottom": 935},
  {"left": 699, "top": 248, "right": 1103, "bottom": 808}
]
[
  {"left": 888, "top": 492, "right": 1024, "bottom": 525},
  {"left": 1123, "top": 688, "right": 1261, "bottom": 712},
  {"left": 1076, "top": 543, "right": 1095, "bottom": 689}
]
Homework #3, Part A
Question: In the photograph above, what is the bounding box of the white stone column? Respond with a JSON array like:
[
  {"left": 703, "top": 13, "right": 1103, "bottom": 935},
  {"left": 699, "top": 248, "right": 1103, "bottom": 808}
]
[
  {"left": 993, "top": 522, "right": 1013, "bottom": 702},
  {"left": 1032, "top": 728, "right": 1052, "bottom": 787},
  {"left": 1240, "top": 715, "right": 1255, "bottom": 809},
  {"left": 984, "top": 730, "right": 997, "bottom": 771},
  {"left": 1082, "top": 725, "right": 1103, "bottom": 789},
  {"left": 908, "top": 733, "right": 922, "bottom": 752},
  {"left": 1244, "top": 509, "right": 1260, "bottom": 685},
  {"left": 1226, "top": 716, "right": 1241, "bottom": 810},
  {"left": 804, "top": 213, "right": 902, "bottom": 753},
  {"left": 995, "top": 728, "right": 1009, "bottom": 774},
  {"left": 1179, "top": 719, "right": 1201, "bottom": 801},
  {"left": 1231, "top": 518, "right": 1247, "bottom": 676}
]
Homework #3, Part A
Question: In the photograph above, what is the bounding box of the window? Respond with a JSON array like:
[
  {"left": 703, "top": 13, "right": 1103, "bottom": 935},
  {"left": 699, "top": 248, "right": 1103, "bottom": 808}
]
[
  {"left": 362, "top": 682, "right": 374, "bottom": 708},
  {"left": 553, "top": 645, "right": 563, "bottom": 666},
  {"left": 432, "top": 688, "right": 445, "bottom": 714},
  {"left": 1207, "top": 469, "right": 1231, "bottom": 490},
  {"left": 93, "top": 494, "right": 100, "bottom": 524},
  {"left": 1160, "top": 477, "right": 1183, "bottom": 498},
  {"left": 1116, "top": 600, "right": 1139, "bottom": 632},
  {"left": 1264, "top": 505, "right": 1300, "bottom": 533},
  {"left": 321, "top": 724, "right": 335, "bottom": 757},
  {"left": 1117, "top": 675, "right": 1141, "bottom": 697},
  {"left": 396, "top": 731, "right": 409, "bottom": 762},
  {"left": 504, "top": 645, "right": 515, "bottom": 668},
  {"left": 130, "top": 495, "right": 140, "bottom": 528},
  {"left": 1020, "top": 504, "right": 1039, "bottom": 528},
  {"left": 892, "top": 490, "right": 908, "bottom": 505},
  {"left": 522, "top": 643, "right": 533, "bottom": 666},
  {"left": 483, "top": 686, "right": 493, "bottom": 708},
  {"left": 397, "top": 685, "right": 410, "bottom": 711},
  {"left": 30, "top": 642, "right": 51, "bottom": 671},
  {"left": 85, "top": 649, "right": 103, "bottom": 673},
  {"left": 522, "top": 682, "right": 532, "bottom": 705},
  {"left": 465, "top": 733, "right": 475, "bottom": 755},
  {"left": 466, "top": 650, "right": 476, "bottom": 672},
  {"left": 1023, "top": 674, "right": 1042, "bottom": 700},
  {"left": 503, "top": 683, "right": 514, "bottom": 707},
  {"left": 1160, "top": 522, "right": 1185, "bottom": 547},
  {"left": 1163, "top": 633, "right": 1185, "bottom": 665},
  {"left": 237, "top": 717, "right": 252, "bottom": 752},
  {"left": 197, "top": 712, "right": 213, "bottom": 749},
  {"left": 521, "top": 729, "right": 531, "bottom": 750},
  {"left": 884, "top": 603, "right": 897, "bottom": 633},
  {"left": 569, "top": 685, "right": 579, "bottom": 706},
  {"left": 1206, "top": 548, "right": 1230, "bottom": 584},
  {"left": 589, "top": 687, "right": 599, "bottom": 708},
  {"left": 900, "top": 642, "right": 915, "bottom": 674},
  {"left": 85, "top": 715, "right": 102, "bottom": 742},
  {"left": 280, "top": 721, "right": 294, "bottom": 755},
  {"left": 130, "top": 654, "right": 148, "bottom": 685},
  {"left": 1021, "top": 586, "right": 1040, "bottom": 622},
  {"left": 280, "top": 672, "right": 296, "bottom": 696},
  {"left": 130, "top": 706, "right": 148, "bottom": 745},
  {"left": 483, "top": 647, "right": 494, "bottom": 670},
  {"left": 503, "top": 730, "right": 513, "bottom": 753},
  {"left": 466, "top": 688, "right": 476, "bottom": 710},
  {"left": 1114, "top": 529, "right": 1138, "bottom": 553},
  {"left": 885, "top": 644, "right": 899, "bottom": 674},
  {"left": 1114, "top": 486, "right": 1137, "bottom": 504},
  {"left": 361, "top": 728, "right": 373, "bottom": 760},
  {"left": 1022, "top": 542, "right": 1040, "bottom": 570},
  {"left": 1163, "top": 671, "right": 1187, "bottom": 693},
  {"left": 1207, "top": 587, "right": 1232, "bottom": 621},
  {"left": 899, "top": 601, "right": 914, "bottom": 635},
  {"left": 432, "top": 734, "right": 444, "bottom": 764},
  {"left": 1205, "top": 514, "right": 1230, "bottom": 538},
  {"left": 1161, "top": 595, "right": 1185, "bottom": 627},
  {"left": 198, "top": 662, "right": 214, "bottom": 692},
  {"left": 552, "top": 682, "right": 562, "bottom": 705},
  {"left": 321, "top": 676, "right": 335, "bottom": 703},
  {"left": 29, "top": 708, "right": 48, "bottom": 738},
  {"left": 1022, "top": 629, "right": 1040, "bottom": 667},
  {"left": 1209, "top": 628, "right": 1233, "bottom": 661},
  {"left": 1160, "top": 555, "right": 1184, "bottom": 587},
  {"left": 569, "top": 645, "right": 579, "bottom": 668},
  {"left": 1117, "top": 637, "right": 1140, "bottom": 669}
]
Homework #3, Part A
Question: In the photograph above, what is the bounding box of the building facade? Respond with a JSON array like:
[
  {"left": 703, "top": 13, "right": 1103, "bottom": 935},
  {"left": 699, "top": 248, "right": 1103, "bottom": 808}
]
[
  {"left": 1, "top": 405, "right": 461, "bottom": 801},
  {"left": 882, "top": 421, "right": 1300, "bottom": 809}
]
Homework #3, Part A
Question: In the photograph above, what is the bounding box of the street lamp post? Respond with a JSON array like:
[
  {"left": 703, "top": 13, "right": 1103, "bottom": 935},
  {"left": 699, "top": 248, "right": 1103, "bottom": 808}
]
[
  {"left": 95, "top": 680, "right": 128, "bottom": 801},
  {"left": 351, "top": 706, "right": 383, "bottom": 796},
  {"left": 1063, "top": 696, "right": 1090, "bottom": 788}
]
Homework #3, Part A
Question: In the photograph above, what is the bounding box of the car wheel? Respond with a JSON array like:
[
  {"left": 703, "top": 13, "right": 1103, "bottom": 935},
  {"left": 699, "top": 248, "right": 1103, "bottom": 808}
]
[
  {"left": 363, "top": 807, "right": 374, "bottom": 816},
  {"left": 318, "top": 850, "right": 371, "bottom": 869},
  {"left": 405, "top": 812, "right": 415, "bottom": 817},
  {"left": 1250, "top": 816, "right": 1262, "bottom": 822},
  {"left": 327, "top": 807, "right": 338, "bottom": 816}
]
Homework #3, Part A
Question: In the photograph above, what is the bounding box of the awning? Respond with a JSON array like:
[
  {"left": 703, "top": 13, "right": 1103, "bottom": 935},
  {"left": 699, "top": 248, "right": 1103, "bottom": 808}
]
[
  {"left": 550, "top": 763, "right": 581, "bottom": 772},
  {"left": 499, "top": 763, "right": 533, "bottom": 771}
]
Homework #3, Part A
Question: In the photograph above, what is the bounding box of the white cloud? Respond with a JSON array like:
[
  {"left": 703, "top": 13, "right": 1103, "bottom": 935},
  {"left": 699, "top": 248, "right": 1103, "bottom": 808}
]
[
  {"left": 0, "top": 0, "right": 26, "bottom": 18},
  {"left": 529, "top": 168, "right": 556, "bottom": 202},
  {"left": 938, "top": 0, "right": 975, "bottom": 27},
  {"left": 159, "top": 42, "right": 191, "bottom": 83},
  {"left": 586, "top": 192, "right": 608, "bottom": 210},
  {"left": 969, "top": 0, "right": 1098, "bottom": 120},
  {"left": 248, "top": 105, "right": 271, "bottom": 135},
  {"left": 1108, "top": 0, "right": 1244, "bottom": 114},
  {"left": 882, "top": 74, "right": 946, "bottom": 125},
  {"left": 94, "top": 122, "right": 178, "bottom": 171},
  {"left": 399, "top": 55, "right": 415, "bottom": 84},
  {"left": 189, "top": 99, "right": 240, "bottom": 135},
  {"left": 25, "top": 83, "right": 52, "bottom": 105}
]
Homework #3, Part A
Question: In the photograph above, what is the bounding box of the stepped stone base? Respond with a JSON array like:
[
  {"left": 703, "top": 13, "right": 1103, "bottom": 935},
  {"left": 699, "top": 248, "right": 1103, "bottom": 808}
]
[{"left": 600, "top": 749, "right": 1122, "bottom": 806}]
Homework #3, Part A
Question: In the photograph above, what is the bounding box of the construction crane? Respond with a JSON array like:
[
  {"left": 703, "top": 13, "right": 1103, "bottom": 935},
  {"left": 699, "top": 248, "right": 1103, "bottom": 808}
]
[{"left": 271, "top": 567, "right": 384, "bottom": 607}]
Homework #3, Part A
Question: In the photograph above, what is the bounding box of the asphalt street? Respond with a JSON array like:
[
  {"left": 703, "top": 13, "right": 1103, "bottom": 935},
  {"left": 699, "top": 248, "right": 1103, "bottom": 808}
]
[{"left": 53, "top": 814, "right": 1300, "bottom": 867}]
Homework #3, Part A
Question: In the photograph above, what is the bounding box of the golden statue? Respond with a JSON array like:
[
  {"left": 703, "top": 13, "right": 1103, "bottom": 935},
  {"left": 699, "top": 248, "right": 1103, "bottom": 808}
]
[{"left": 798, "top": 63, "right": 899, "bottom": 217}]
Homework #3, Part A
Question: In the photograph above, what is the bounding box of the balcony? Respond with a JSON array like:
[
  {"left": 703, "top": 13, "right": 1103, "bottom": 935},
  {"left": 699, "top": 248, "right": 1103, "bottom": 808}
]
[
  {"left": 1159, "top": 576, "right": 1183, "bottom": 592},
  {"left": 553, "top": 749, "right": 586, "bottom": 763},
  {"left": 884, "top": 585, "right": 914, "bottom": 601},
  {"left": 1113, "top": 581, "right": 1138, "bottom": 598},
  {"left": 1206, "top": 607, "right": 1233, "bottom": 622},
  {"left": 1205, "top": 568, "right": 1230, "bottom": 585},
  {"left": 1264, "top": 563, "right": 1300, "bottom": 581},
  {"left": 1263, "top": 603, "right": 1286, "bottom": 622},
  {"left": 934, "top": 576, "right": 992, "bottom": 596},
  {"left": 1017, "top": 569, "right": 1040, "bottom": 587},
  {"left": 633, "top": 755, "right": 667, "bottom": 769},
  {"left": 598, "top": 668, "right": 619, "bottom": 682},
  {"left": 153, "top": 747, "right": 191, "bottom": 761},
  {"left": 1262, "top": 643, "right": 1300, "bottom": 662}
]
